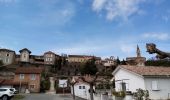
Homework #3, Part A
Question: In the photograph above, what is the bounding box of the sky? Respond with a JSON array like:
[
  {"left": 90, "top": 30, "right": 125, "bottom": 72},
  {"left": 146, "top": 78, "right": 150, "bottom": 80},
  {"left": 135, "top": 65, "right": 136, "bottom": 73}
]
[{"left": 0, "top": 0, "right": 170, "bottom": 60}]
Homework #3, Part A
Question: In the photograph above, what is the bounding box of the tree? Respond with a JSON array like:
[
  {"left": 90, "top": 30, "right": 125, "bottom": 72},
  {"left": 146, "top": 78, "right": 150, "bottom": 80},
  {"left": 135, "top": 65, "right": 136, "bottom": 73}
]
[
  {"left": 62, "top": 57, "right": 67, "bottom": 66},
  {"left": 120, "top": 59, "right": 127, "bottom": 65},
  {"left": 80, "top": 58, "right": 98, "bottom": 75},
  {"left": 80, "top": 72, "right": 99, "bottom": 100},
  {"left": 133, "top": 88, "right": 149, "bottom": 100},
  {"left": 145, "top": 60, "right": 170, "bottom": 66},
  {"left": 116, "top": 57, "right": 121, "bottom": 65},
  {"left": 68, "top": 77, "right": 78, "bottom": 100},
  {"left": 40, "top": 72, "right": 50, "bottom": 92}
]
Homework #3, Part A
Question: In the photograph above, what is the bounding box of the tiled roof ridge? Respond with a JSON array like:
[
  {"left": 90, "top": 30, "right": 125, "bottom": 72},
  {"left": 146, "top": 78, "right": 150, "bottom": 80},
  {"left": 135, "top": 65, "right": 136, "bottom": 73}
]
[
  {"left": 120, "top": 65, "right": 170, "bottom": 76},
  {"left": 15, "top": 67, "right": 43, "bottom": 74}
]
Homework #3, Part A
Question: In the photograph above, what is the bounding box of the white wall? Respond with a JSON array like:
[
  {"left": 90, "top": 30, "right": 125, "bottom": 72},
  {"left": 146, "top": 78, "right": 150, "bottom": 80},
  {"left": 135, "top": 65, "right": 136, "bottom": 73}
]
[
  {"left": 145, "top": 77, "right": 170, "bottom": 99},
  {"left": 114, "top": 68, "right": 145, "bottom": 92},
  {"left": 72, "top": 83, "right": 90, "bottom": 99}
]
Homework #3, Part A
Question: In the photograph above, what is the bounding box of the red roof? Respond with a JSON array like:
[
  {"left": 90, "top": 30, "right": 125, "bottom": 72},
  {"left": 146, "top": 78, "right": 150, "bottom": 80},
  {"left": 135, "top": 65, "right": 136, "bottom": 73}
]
[
  {"left": 15, "top": 67, "right": 43, "bottom": 74},
  {"left": 119, "top": 65, "right": 170, "bottom": 76},
  {"left": 0, "top": 79, "right": 28, "bottom": 85}
]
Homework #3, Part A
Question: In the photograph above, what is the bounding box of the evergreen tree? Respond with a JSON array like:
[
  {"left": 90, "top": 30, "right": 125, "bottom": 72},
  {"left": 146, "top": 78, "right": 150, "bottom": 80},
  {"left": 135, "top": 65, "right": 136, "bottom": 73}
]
[
  {"left": 80, "top": 57, "right": 98, "bottom": 75},
  {"left": 121, "top": 59, "right": 127, "bottom": 65},
  {"left": 116, "top": 57, "right": 121, "bottom": 65}
]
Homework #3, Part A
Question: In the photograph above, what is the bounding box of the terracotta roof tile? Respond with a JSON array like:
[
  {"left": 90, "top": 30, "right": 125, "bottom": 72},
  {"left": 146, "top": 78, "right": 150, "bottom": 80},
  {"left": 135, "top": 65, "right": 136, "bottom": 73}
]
[
  {"left": 120, "top": 65, "right": 170, "bottom": 76},
  {"left": 0, "top": 79, "right": 28, "bottom": 85},
  {"left": 15, "top": 67, "right": 43, "bottom": 74}
]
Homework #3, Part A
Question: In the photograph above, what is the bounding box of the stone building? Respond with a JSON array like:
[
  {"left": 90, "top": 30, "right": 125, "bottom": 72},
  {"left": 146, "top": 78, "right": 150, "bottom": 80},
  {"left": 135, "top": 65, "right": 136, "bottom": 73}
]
[
  {"left": 19, "top": 48, "right": 31, "bottom": 63},
  {"left": 0, "top": 49, "right": 16, "bottom": 65},
  {"left": 44, "top": 51, "right": 59, "bottom": 65},
  {"left": 102, "top": 56, "right": 117, "bottom": 72},
  {"left": 126, "top": 45, "right": 146, "bottom": 66}
]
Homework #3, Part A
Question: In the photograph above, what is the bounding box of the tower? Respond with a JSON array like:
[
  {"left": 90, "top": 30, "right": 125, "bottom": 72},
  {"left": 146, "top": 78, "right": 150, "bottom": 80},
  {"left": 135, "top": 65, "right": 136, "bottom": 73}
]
[{"left": 136, "top": 45, "right": 141, "bottom": 57}]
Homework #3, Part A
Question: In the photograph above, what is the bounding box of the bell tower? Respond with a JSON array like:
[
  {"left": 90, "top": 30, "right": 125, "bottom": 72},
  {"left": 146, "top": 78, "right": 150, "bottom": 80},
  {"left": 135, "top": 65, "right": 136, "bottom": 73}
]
[{"left": 136, "top": 45, "right": 141, "bottom": 57}]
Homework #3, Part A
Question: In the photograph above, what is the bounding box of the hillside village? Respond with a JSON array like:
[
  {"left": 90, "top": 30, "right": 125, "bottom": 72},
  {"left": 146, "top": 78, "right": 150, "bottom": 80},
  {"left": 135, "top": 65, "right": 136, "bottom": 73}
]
[{"left": 0, "top": 44, "right": 170, "bottom": 100}]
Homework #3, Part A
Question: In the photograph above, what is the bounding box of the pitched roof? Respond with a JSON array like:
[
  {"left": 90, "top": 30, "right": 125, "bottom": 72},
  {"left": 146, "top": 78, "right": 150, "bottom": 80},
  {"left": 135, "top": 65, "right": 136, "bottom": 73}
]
[
  {"left": 44, "top": 51, "right": 56, "bottom": 55},
  {"left": 115, "top": 65, "right": 170, "bottom": 76},
  {"left": 0, "top": 79, "right": 28, "bottom": 85},
  {"left": 15, "top": 67, "right": 43, "bottom": 74},
  {"left": 0, "top": 48, "right": 15, "bottom": 53},
  {"left": 19, "top": 48, "right": 31, "bottom": 53}
]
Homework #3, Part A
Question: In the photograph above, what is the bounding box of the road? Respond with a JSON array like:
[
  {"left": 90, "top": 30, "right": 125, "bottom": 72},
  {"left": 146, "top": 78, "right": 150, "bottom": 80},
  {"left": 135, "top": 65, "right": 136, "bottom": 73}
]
[{"left": 12, "top": 94, "right": 86, "bottom": 100}]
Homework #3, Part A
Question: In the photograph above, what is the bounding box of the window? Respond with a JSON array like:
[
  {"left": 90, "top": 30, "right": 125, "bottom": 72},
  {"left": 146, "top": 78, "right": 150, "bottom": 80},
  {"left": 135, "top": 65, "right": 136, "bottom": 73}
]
[
  {"left": 23, "top": 54, "right": 26, "bottom": 58},
  {"left": 79, "top": 86, "right": 85, "bottom": 89},
  {"left": 119, "top": 82, "right": 128, "bottom": 91},
  {"left": 5, "top": 58, "right": 9, "bottom": 63},
  {"left": 46, "top": 58, "right": 52, "bottom": 61},
  {"left": 20, "top": 74, "right": 24, "bottom": 79},
  {"left": 6, "top": 53, "right": 10, "bottom": 57},
  {"left": 30, "top": 85, "right": 35, "bottom": 89},
  {"left": 121, "top": 82, "right": 126, "bottom": 91},
  {"left": 152, "top": 81, "right": 159, "bottom": 91},
  {"left": 30, "top": 74, "right": 36, "bottom": 80},
  {"left": 0, "top": 89, "right": 7, "bottom": 91}
]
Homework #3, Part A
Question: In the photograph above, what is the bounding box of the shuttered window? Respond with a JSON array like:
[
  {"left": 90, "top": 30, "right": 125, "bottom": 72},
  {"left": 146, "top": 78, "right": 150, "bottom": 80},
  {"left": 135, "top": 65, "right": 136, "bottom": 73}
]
[{"left": 152, "top": 81, "right": 159, "bottom": 91}]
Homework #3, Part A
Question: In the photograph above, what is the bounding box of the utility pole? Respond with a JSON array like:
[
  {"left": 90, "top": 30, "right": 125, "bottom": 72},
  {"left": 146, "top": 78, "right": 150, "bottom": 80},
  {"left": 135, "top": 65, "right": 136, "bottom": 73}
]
[{"left": 19, "top": 79, "right": 22, "bottom": 93}]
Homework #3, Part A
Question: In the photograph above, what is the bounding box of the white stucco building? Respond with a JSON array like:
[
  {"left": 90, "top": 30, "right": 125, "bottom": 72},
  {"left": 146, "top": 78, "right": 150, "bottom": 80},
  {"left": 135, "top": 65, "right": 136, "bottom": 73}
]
[
  {"left": 71, "top": 76, "right": 90, "bottom": 99},
  {"left": 112, "top": 65, "right": 170, "bottom": 100}
]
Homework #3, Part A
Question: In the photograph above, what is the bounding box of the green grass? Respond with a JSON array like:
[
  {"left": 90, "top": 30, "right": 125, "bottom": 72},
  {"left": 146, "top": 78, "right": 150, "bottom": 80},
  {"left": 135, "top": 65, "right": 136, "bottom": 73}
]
[{"left": 12, "top": 95, "right": 25, "bottom": 100}]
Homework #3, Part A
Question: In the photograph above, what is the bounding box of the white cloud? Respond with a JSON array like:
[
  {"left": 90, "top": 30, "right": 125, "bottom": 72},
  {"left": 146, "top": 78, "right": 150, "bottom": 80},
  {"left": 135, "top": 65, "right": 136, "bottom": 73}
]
[
  {"left": 120, "top": 44, "right": 136, "bottom": 56},
  {"left": 53, "top": 40, "right": 107, "bottom": 55},
  {"left": 92, "top": 0, "right": 106, "bottom": 11},
  {"left": 142, "top": 33, "right": 170, "bottom": 40},
  {"left": 92, "top": 0, "right": 145, "bottom": 21},
  {"left": 162, "top": 10, "right": 170, "bottom": 23}
]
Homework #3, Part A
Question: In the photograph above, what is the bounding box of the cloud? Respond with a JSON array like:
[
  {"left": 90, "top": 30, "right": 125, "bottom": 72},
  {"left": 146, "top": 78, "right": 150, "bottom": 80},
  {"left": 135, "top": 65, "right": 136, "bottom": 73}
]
[
  {"left": 92, "top": 0, "right": 145, "bottom": 21},
  {"left": 162, "top": 10, "right": 170, "bottom": 23},
  {"left": 142, "top": 33, "right": 170, "bottom": 40},
  {"left": 53, "top": 40, "right": 107, "bottom": 55},
  {"left": 120, "top": 44, "right": 136, "bottom": 56}
]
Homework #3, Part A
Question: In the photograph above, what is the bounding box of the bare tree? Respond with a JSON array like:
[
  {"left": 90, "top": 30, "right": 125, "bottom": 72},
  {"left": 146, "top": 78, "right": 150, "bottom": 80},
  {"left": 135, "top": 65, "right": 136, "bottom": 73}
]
[
  {"left": 80, "top": 72, "right": 99, "bottom": 100},
  {"left": 68, "top": 77, "right": 78, "bottom": 100}
]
